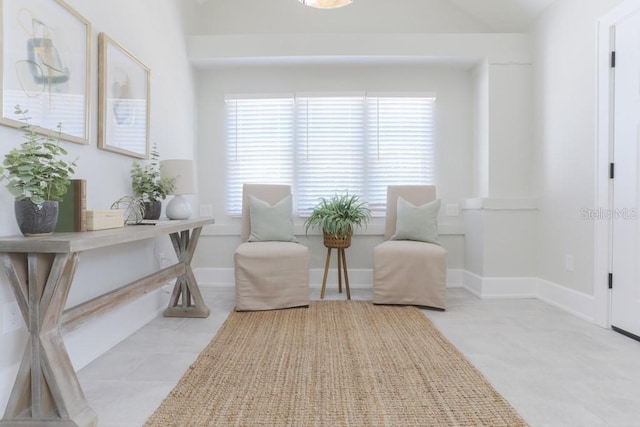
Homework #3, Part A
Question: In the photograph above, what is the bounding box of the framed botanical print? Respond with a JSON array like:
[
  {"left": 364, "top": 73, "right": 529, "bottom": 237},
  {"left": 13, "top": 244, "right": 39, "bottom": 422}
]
[
  {"left": 98, "top": 32, "right": 150, "bottom": 159},
  {"left": 0, "top": 0, "right": 91, "bottom": 144}
]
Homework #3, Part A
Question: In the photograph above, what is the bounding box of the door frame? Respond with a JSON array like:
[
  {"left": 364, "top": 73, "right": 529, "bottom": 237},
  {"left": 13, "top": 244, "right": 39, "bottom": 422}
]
[{"left": 595, "top": 0, "right": 640, "bottom": 329}]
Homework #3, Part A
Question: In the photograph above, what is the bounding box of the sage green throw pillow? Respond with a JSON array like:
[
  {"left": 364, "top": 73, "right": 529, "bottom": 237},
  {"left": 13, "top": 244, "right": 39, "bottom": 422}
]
[
  {"left": 391, "top": 197, "right": 440, "bottom": 244},
  {"left": 248, "top": 195, "right": 297, "bottom": 242}
]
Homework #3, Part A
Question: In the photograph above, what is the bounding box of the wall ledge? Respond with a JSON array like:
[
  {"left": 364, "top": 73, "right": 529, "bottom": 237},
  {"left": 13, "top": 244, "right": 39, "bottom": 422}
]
[
  {"left": 202, "top": 221, "right": 465, "bottom": 236},
  {"left": 461, "top": 197, "right": 538, "bottom": 210}
]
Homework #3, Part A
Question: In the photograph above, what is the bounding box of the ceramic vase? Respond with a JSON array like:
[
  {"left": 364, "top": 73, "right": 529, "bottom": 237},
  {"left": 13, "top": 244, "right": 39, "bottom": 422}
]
[
  {"left": 143, "top": 201, "right": 162, "bottom": 220},
  {"left": 14, "top": 200, "right": 59, "bottom": 236}
]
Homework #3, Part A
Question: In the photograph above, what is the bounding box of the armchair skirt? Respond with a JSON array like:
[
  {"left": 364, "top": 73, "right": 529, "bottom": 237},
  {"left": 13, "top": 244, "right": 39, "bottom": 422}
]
[
  {"left": 373, "top": 240, "right": 447, "bottom": 309},
  {"left": 234, "top": 241, "right": 310, "bottom": 311}
]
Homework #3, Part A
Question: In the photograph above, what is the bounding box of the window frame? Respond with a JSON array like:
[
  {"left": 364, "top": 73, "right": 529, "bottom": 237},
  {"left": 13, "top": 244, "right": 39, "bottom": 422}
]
[{"left": 225, "top": 93, "right": 437, "bottom": 217}]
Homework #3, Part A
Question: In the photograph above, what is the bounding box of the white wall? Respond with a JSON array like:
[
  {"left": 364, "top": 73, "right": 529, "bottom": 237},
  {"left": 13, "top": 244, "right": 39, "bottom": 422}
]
[
  {"left": 487, "top": 64, "right": 534, "bottom": 198},
  {"left": 195, "top": 64, "right": 474, "bottom": 271},
  {"left": 532, "top": 0, "right": 623, "bottom": 296},
  {"left": 471, "top": 61, "right": 534, "bottom": 199},
  {"left": 0, "top": 0, "right": 197, "bottom": 410},
  {"left": 472, "top": 61, "right": 490, "bottom": 198},
  {"left": 186, "top": 0, "right": 533, "bottom": 285}
]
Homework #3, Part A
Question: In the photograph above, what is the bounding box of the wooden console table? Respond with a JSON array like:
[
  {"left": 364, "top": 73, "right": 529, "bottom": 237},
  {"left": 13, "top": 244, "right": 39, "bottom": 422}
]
[{"left": 0, "top": 217, "right": 213, "bottom": 426}]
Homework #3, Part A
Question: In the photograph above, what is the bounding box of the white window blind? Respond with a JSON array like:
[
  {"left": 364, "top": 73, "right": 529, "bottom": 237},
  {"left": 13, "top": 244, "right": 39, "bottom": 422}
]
[
  {"left": 366, "top": 96, "right": 435, "bottom": 214},
  {"left": 226, "top": 98, "right": 295, "bottom": 214},
  {"left": 296, "top": 96, "right": 365, "bottom": 215},
  {"left": 225, "top": 95, "right": 436, "bottom": 217}
]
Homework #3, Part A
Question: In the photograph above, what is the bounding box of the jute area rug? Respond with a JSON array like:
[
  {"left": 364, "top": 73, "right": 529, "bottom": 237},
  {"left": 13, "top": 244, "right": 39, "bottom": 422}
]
[{"left": 145, "top": 301, "right": 527, "bottom": 426}]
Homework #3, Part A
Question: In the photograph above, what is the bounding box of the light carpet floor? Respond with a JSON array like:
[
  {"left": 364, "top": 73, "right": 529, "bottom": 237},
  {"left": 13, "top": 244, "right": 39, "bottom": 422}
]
[{"left": 145, "top": 301, "right": 527, "bottom": 426}]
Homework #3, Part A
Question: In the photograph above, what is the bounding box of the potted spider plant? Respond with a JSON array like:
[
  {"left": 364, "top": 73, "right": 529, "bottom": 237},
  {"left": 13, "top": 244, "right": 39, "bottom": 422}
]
[
  {"left": 130, "top": 145, "right": 174, "bottom": 220},
  {"left": 0, "top": 106, "right": 77, "bottom": 236},
  {"left": 304, "top": 192, "right": 371, "bottom": 248}
]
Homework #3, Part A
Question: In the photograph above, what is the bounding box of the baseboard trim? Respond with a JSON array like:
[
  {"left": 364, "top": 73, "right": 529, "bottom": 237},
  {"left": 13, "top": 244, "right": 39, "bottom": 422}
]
[
  {"left": 462, "top": 271, "right": 537, "bottom": 298},
  {"left": 195, "top": 268, "right": 235, "bottom": 286},
  {"left": 462, "top": 271, "right": 483, "bottom": 297},
  {"left": 195, "top": 268, "right": 465, "bottom": 288},
  {"left": 446, "top": 269, "right": 465, "bottom": 288},
  {"left": 194, "top": 268, "right": 596, "bottom": 324},
  {"left": 536, "top": 278, "right": 595, "bottom": 323},
  {"left": 63, "top": 289, "right": 168, "bottom": 371}
]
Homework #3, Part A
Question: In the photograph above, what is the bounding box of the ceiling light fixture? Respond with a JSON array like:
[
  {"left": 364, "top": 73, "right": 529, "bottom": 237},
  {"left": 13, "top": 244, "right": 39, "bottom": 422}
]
[{"left": 299, "top": 0, "right": 353, "bottom": 9}]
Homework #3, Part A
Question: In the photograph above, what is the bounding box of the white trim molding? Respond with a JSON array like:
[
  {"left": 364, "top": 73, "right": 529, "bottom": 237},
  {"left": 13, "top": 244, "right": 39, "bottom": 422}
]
[
  {"left": 188, "top": 33, "right": 531, "bottom": 68},
  {"left": 446, "top": 269, "right": 465, "bottom": 288},
  {"left": 462, "top": 271, "right": 537, "bottom": 298},
  {"left": 594, "top": 0, "right": 640, "bottom": 329},
  {"left": 461, "top": 197, "right": 538, "bottom": 211},
  {"left": 462, "top": 272, "right": 595, "bottom": 322},
  {"left": 536, "top": 278, "right": 596, "bottom": 324},
  {"left": 201, "top": 221, "right": 465, "bottom": 236},
  {"left": 194, "top": 268, "right": 598, "bottom": 325},
  {"left": 195, "top": 268, "right": 466, "bottom": 288}
]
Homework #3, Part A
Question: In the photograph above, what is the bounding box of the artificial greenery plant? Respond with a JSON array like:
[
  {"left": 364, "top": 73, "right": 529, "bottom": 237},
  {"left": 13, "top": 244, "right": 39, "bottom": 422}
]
[
  {"left": 130, "top": 144, "right": 174, "bottom": 202},
  {"left": 304, "top": 192, "right": 371, "bottom": 237},
  {"left": 0, "top": 106, "right": 77, "bottom": 205}
]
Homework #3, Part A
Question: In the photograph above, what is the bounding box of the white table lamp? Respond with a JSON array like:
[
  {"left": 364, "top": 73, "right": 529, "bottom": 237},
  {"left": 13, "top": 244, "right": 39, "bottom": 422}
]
[{"left": 161, "top": 159, "right": 196, "bottom": 220}]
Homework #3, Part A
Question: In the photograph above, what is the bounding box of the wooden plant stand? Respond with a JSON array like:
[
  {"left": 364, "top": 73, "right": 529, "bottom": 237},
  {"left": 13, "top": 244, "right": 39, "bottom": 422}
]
[{"left": 320, "top": 233, "right": 351, "bottom": 300}]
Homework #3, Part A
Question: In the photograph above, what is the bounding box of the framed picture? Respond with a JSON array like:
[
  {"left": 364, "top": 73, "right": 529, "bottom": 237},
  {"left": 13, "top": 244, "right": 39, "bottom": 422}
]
[
  {"left": 98, "top": 33, "right": 150, "bottom": 159},
  {"left": 0, "top": 0, "right": 91, "bottom": 144}
]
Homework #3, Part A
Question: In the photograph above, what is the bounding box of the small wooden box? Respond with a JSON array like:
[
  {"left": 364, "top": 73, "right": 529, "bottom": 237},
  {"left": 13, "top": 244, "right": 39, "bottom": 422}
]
[{"left": 86, "top": 210, "right": 125, "bottom": 231}]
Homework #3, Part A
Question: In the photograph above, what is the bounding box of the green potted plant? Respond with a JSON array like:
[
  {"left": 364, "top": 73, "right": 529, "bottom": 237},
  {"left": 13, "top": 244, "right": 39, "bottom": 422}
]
[
  {"left": 130, "top": 145, "right": 174, "bottom": 220},
  {"left": 304, "top": 192, "right": 371, "bottom": 248},
  {"left": 0, "top": 106, "right": 77, "bottom": 236}
]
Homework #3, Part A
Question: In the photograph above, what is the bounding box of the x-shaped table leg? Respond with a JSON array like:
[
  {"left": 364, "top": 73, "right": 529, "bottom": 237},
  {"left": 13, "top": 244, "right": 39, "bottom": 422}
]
[
  {"left": 1, "top": 252, "right": 97, "bottom": 426},
  {"left": 163, "top": 227, "right": 210, "bottom": 318}
]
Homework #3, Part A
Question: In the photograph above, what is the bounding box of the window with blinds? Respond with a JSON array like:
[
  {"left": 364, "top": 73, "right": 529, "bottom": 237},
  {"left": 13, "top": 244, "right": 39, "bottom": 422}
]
[{"left": 225, "top": 94, "right": 435, "bottom": 217}]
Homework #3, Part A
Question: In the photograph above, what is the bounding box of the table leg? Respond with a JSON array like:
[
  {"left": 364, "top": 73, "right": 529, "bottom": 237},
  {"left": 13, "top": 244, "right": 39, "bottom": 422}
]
[
  {"left": 164, "top": 227, "right": 210, "bottom": 318},
  {"left": 0, "top": 252, "right": 97, "bottom": 427}
]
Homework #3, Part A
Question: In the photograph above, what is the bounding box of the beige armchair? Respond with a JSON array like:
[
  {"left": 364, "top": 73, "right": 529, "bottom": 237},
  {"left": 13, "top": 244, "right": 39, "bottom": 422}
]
[
  {"left": 234, "top": 184, "right": 310, "bottom": 311},
  {"left": 373, "top": 185, "right": 447, "bottom": 309}
]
